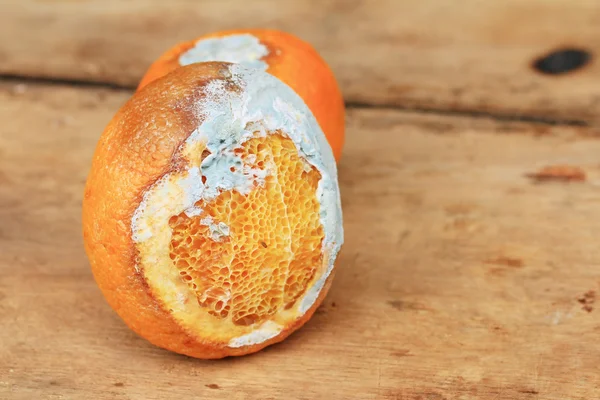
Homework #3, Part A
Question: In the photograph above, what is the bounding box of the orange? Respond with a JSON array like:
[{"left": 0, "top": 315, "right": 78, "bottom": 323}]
[
  {"left": 82, "top": 62, "right": 344, "bottom": 359},
  {"left": 138, "top": 29, "right": 345, "bottom": 161}
]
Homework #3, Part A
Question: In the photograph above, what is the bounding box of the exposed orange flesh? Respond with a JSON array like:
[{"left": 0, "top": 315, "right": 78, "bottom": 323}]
[{"left": 167, "top": 134, "right": 324, "bottom": 328}]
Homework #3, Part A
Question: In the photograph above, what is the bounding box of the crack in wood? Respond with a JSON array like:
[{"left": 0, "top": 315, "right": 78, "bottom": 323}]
[{"left": 346, "top": 101, "right": 589, "bottom": 127}]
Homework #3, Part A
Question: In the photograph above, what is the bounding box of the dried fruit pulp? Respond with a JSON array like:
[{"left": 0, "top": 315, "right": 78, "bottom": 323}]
[{"left": 153, "top": 133, "right": 324, "bottom": 337}]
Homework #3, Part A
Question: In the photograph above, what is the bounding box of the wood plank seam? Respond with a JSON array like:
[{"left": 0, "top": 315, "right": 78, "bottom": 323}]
[
  {"left": 347, "top": 101, "right": 588, "bottom": 127},
  {"left": 0, "top": 75, "right": 589, "bottom": 128}
]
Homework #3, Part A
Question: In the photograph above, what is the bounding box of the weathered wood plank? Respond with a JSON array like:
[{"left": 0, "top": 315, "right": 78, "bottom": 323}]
[
  {"left": 2, "top": 1, "right": 600, "bottom": 121},
  {"left": 1, "top": 82, "right": 599, "bottom": 399}
]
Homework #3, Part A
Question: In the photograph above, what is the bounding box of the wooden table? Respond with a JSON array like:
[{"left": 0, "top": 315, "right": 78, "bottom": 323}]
[{"left": 1, "top": 1, "right": 599, "bottom": 399}]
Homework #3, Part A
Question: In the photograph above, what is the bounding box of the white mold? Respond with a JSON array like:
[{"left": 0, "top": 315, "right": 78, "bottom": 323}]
[
  {"left": 179, "top": 34, "right": 269, "bottom": 71},
  {"left": 228, "top": 321, "right": 283, "bottom": 348}
]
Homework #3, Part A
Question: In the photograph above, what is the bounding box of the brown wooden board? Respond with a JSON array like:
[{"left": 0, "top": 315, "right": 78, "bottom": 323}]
[
  {"left": 1, "top": 82, "right": 599, "bottom": 399},
  {"left": 2, "top": 1, "right": 600, "bottom": 121}
]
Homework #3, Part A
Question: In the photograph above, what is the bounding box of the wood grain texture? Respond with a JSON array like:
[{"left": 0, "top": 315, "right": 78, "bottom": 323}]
[
  {"left": 1, "top": 82, "right": 600, "bottom": 399},
  {"left": 2, "top": 1, "right": 600, "bottom": 121}
]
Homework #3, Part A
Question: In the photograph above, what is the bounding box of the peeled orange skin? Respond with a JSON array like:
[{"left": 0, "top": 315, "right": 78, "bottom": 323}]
[
  {"left": 137, "top": 29, "right": 345, "bottom": 162},
  {"left": 82, "top": 62, "right": 342, "bottom": 359}
]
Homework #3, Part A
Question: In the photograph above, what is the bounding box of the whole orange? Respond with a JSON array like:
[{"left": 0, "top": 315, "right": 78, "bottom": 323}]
[
  {"left": 138, "top": 29, "right": 345, "bottom": 161},
  {"left": 83, "top": 62, "right": 344, "bottom": 359}
]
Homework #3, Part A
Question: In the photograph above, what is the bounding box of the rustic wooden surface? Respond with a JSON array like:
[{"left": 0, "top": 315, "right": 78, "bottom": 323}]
[
  {"left": 2, "top": 1, "right": 600, "bottom": 399},
  {"left": 3, "top": 0, "right": 600, "bottom": 121},
  {"left": 1, "top": 81, "right": 600, "bottom": 399}
]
